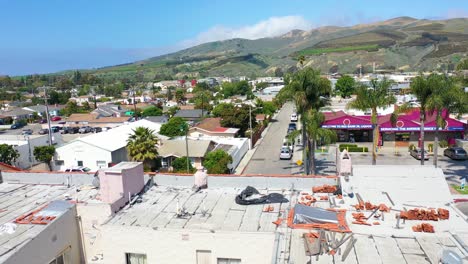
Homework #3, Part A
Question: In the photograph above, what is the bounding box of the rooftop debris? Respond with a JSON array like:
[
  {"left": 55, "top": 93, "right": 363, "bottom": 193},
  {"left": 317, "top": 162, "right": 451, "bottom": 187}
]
[
  {"left": 399, "top": 208, "right": 449, "bottom": 221},
  {"left": 353, "top": 201, "right": 390, "bottom": 212},
  {"left": 412, "top": 223, "right": 435, "bottom": 233},
  {"left": 288, "top": 204, "right": 351, "bottom": 233},
  {"left": 235, "top": 186, "right": 288, "bottom": 205},
  {"left": 312, "top": 185, "right": 337, "bottom": 193}
]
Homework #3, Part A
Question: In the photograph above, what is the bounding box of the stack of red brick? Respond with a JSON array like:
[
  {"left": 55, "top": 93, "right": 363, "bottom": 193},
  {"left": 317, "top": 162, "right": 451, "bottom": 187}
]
[
  {"left": 399, "top": 208, "right": 449, "bottom": 221},
  {"left": 353, "top": 201, "right": 390, "bottom": 212},
  {"left": 299, "top": 194, "right": 316, "bottom": 206},
  {"left": 312, "top": 185, "right": 337, "bottom": 193},
  {"left": 412, "top": 223, "right": 435, "bottom": 233}
]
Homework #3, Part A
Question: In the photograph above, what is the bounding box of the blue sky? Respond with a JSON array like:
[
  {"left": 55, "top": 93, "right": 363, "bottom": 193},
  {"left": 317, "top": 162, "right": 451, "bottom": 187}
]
[{"left": 1, "top": 0, "right": 467, "bottom": 75}]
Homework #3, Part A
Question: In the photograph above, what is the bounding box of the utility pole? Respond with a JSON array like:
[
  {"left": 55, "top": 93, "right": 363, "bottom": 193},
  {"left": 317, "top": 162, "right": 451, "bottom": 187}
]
[
  {"left": 132, "top": 87, "right": 137, "bottom": 120},
  {"left": 43, "top": 87, "right": 53, "bottom": 146},
  {"left": 249, "top": 104, "right": 253, "bottom": 149}
]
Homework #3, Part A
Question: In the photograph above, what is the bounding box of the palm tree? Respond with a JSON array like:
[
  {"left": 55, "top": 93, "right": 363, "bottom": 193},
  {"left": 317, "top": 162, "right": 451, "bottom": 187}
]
[
  {"left": 303, "top": 109, "right": 337, "bottom": 173},
  {"left": 410, "top": 74, "right": 435, "bottom": 165},
  {"left": 426, "top": 74, "right": 467, "bottom": 167},
  {"left": 278, "top": 67, "right": 331, "bottom": 174},
  {"left": 348, "top": 78, "right": 396, "bottom": 165},
  {"left": 126, "top": 127, "right": 159, "bottom": 170}
]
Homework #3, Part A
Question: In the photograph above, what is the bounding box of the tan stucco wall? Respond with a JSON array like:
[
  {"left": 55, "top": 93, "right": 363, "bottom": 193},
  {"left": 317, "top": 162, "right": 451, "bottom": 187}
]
[{"left": 100, "top": 226, "right": 275, "bottom": 264}]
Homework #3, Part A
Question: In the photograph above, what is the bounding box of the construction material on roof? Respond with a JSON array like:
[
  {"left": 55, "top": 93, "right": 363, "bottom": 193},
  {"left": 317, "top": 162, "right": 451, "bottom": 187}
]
[
  {"left": 235, "top": 186, "right": 288, "bottom": 205},
  {"left": 399, "top": 208, "right": 450, "bottom": 221},
  {"left": 14, "top": 200, "right": 74, "bottom": 225},
  {"left": 287, "top": 204, "right": 351, "bottom": 233},
  {"left": 412, "top": 223, "right": 435, "bottom": 233},
  {"left": 312, "top": 185, "right": 337, "bottom": 193}
]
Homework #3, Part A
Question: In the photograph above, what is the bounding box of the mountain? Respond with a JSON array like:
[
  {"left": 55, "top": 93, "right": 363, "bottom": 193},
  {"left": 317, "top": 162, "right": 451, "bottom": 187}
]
[{"left": 93, "top": 17, "right": 468, "bottom": 78}]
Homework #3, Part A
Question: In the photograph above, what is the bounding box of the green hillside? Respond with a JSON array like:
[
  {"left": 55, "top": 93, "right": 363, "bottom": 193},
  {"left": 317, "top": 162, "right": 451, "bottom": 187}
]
[{"left": 91, "top": 17, "right": 468, "bottom": 78}]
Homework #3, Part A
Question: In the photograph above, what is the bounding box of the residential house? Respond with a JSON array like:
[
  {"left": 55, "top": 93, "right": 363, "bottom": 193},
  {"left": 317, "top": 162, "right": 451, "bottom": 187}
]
[
  {"left": 1, "top": 108, "right": 34, "bottom": 121},
  {"left": 22, "top": 104, "right": 65, "bottom": 117},
  {"left": 144, "top": 115, "right": 169, "bottom": 124},
  {"left": 54, "top": 119, "right": 167, "bottom": 171},
  {"left": 189, "top": 117, "right": 239, "bottom": 138},
  {"left": 174, "top": 109, "right": 204, "bottom": 122},
  {"left": 70, "top": 95, "right": 92, "bottom": 106},
  {"left": 65, "top": 113, "right": 132, "bottom": 127},
  {"left": 158, "top": 139, "right": 215, "bottom": 170},
  {"left": 92, "top": 104, "right": 127, "bottom": 117}
]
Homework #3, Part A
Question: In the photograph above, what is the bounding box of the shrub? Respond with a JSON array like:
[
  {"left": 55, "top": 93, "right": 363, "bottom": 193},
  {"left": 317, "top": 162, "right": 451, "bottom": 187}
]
[
  {"left": 172, "top": 156, "right": 195, "bottom": 173},
  {"left": 339, "top": 144, "right": 358, "bottom": 148},
  {"left": 428, "top": 143, "right": 433, "bottom": 152},
  {"left": 439, "top": 140, "right": 448, "bottom": 148},
  {"left": 339, "top": 147, "right": 368, "bottom": 152},
  {"left": 409, "top": 144, "right": 416, "bottom": 151}
]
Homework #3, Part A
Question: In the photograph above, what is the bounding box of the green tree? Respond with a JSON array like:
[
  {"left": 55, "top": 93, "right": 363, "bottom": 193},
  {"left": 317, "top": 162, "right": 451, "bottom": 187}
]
[
  {"left": 348, "top": 78, "right": 396, "bottom": 165},
  {"left": 219, "top": 105, "right": 255, "bottom": 137},
  {"left": 172, "top": 156, "right": 195, "bottom": 173},
  {"left": 175, "top": 89, "right": 185, "bottom": 103},
  {"left": 126, "top": 127, "right": 159, "bottom": 170},
  {"left": 335, "top": 75, "right": 356, "bottom": 99},
  {"left": 193, "top": 90, "right": 213, "bottom": 114},
  {"left": 62, "top": 101, "right": 80, "bottom": 116},
  {"left": 0, "top": 144, "right": 19, "bottom": 165},
  {"left": 33, "top": 145, "right": 55, "bottom": 171},
  {"left": 277, "top": 67, "right": 331, "bottom": 174},
  {"left": 142, "top": 106, "right": 163, "bottom": 117},
  {"left": 165, "top": 106, "right": 180, "bottom": 117},
  {"left": 159, "top": 117, "right": 188, "bottom": 137},
  {"left": 424, "top": 74, "right": 467, "bottom": 167},
  {"left": 203, "top": 150, "right": 233, "bottom": 174},
  {"left": 255, "top": 82, "right": 269, "bottom": 91},
  {"left": 456, "top": 59, "right": 468, "bottom": 71},
  {"left": 212, "top": 103, "right": 236, "bottom": 117}
]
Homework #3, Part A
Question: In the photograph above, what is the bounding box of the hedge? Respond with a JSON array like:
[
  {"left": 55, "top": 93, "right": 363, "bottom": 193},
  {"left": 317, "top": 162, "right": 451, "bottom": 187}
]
[
  {"left": 339, "top": 147, "right": 369, "bottom": 152},
  {"left": 339, "top": 144, "right": 358, "bottom": 148}
]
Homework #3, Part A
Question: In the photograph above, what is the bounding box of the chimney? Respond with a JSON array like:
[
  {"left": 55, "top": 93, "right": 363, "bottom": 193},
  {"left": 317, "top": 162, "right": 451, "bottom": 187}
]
[{"left": 193, "top": 166, "right": 208, "bottom": 191}]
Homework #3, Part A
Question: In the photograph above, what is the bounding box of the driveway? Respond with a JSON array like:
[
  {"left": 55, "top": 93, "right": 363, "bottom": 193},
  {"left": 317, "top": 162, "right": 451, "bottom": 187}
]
[{"left": 243, "top": 103, "right": 303, "bottom": 175}]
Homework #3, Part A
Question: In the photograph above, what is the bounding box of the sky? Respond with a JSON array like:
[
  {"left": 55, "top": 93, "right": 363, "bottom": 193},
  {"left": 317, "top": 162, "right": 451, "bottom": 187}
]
[{"left": 1, "top": 0, "right": 467, "bottom": 76}]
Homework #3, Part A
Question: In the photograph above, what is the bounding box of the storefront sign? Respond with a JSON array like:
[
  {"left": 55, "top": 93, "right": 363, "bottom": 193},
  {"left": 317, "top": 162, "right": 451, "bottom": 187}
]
[
  {"left": 322, "top": 124, "right": 373, "bottom": 129},
  {"left": 380, "top": 127, "right": 464, "bottom": 132}
]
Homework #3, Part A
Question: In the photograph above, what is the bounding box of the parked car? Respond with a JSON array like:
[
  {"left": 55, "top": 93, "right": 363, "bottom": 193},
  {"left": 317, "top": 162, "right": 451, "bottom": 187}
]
[
  {"left": 93, "top": 127, "right": 103, "bottom": 133},
  {"left": 282, "top": 138, "right": 294, "bottom": 152},
  {"left": 69, "top": 127, "right": 80, "bottom": 134},
  {"left": 10, "top": 122, "right": 25, "bottom": 129},
  {"left": 287, "top": 123, "right": 297, "bottom": 134},
  {"left": 22, "top": 129, "right": 33, "bottom": 135},
  {"left": 410, "top": 148, "right": 429, "bottom": 160},
  {"left": 79, "top": 126, "right": 92, "bottom": 134},
  {"left": 58, "top": 121, "right": 66, "bottom": 125},
  {"left": 290, "top": 113, "right": 298, "bottom": 122},
  {"left": 61, "top": 127, "right": 70, "bottom": 134},
  {"left": 64, "top": 166, "right": 91, "bottom": 172},
  {"left": 51, "top": 126, "right": 60, "bottom": 133},
  {"left": 39, "top": 119, "right": 47, "bottom": 124},
  {"left": 279, "top": 147, "right": 293, "bottom": 160},
  {"left": 102, "top": 127, "right": 112, "bottom": 131},
  {"left": 51, "top": 116, "right": 62, "bottom": 121},
  {"left": 444, "top": 147, "right": 468, "bottom": 160},
  {"left": 38, "top": 128, "right": 49, "bottom": 135}
]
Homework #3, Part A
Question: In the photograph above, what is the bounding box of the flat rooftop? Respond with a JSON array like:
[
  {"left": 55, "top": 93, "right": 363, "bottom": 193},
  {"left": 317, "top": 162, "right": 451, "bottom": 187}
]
[
  {"left": 0, "top": 183, "right": 99, "bottom": 261},
  {"left": 106, "top": 186, "right": 294, "bottom": 232}
]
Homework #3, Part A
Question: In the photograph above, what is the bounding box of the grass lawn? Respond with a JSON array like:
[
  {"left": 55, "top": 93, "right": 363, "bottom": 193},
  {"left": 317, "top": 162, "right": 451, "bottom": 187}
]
[
  {"left": 452, "top": 184, "right": 468, "bottom": 195},
  {"left": 297, "top": 44, "right": 379, "bottom": 56}
]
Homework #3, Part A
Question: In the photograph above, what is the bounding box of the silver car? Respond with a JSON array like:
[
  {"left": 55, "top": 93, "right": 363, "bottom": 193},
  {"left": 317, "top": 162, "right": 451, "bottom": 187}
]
[
  {"left": 279, "top": 147, "right": 293, "bottom": 160},
  {"left": 410, "top": 148, "right": 429, "bottom": 160}
]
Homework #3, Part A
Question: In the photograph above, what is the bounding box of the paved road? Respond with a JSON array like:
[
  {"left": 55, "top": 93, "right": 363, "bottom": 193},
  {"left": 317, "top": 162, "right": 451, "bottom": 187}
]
[{"left": 244, "top": 103, "right": 303, "bottom": 175}]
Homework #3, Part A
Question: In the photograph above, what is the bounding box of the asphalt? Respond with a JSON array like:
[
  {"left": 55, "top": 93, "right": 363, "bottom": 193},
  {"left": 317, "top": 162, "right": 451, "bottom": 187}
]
[{"left": 243, "top": 103, "right": 303, "bottom": 175}]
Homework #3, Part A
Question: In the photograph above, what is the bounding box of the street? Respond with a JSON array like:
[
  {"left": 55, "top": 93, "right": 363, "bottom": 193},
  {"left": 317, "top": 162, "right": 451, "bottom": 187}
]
[{"left": 243, "top": 102, "right": 303, "bottom": 175}]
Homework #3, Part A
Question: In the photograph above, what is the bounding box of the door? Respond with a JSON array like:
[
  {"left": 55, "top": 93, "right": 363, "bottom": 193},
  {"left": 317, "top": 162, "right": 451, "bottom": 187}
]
[{"left": 196, "top": 250, "right": 212, "bottom": 264}]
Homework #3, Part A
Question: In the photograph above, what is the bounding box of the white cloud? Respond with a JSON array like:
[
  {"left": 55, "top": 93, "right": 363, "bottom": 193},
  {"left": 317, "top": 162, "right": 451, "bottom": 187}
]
[{"left": 180, "top": 16, "right": 313, "bottom": 47}]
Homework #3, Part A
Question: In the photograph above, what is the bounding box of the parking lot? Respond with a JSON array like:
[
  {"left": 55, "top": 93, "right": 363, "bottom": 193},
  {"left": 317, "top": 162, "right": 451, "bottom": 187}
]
[{"left": 0, "top": 123, "right": 99, "bottom": 143}]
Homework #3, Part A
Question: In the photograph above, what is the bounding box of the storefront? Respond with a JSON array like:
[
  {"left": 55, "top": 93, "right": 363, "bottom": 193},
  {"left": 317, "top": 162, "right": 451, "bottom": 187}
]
[{"left": 322, "top": 115, "right": 373, "bottom": 142}]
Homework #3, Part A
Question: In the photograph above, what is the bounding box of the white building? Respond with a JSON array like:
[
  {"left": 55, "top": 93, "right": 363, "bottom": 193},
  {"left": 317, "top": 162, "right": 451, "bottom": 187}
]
[
  {"left": 54, "top": 119, "right": 166, "bottom": 171},
  {"left": 0, "top": 134, "right": 63, "bottom": 169}
]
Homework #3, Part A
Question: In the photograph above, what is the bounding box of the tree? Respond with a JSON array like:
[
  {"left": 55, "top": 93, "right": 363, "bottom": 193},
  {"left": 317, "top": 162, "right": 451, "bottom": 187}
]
[
  {"left": 255, "top": 82, "right": 269, "bottom": 91},
  {"left": 335, "top": 75, "right": 356, "bottom": 99},
  {"left": 203, "top": 149, "right": 233, "bottom": 174},
  {"left": 193, "top": 90, "right": 213, "bottom": 114},
  {"left": 175, "top": 89, "right": 185, "bottom": 103},
  {"left": 0, "top": 144, "right": 19, "bottom": 165},
  {"left": 159, "top": 117, "right": 188, "bottom": 137},
  {"left": 33, "top": 145, "right": 55, "bottom": 171},
  {"left": 425, "top": 74, "right": 467, "bottom": 167},
  {"left": 165, "top": 106, "right": 180, "bottom": 117},
  {"left": 277, "top": 67, "right": 331, "bottom": 174},
  {"left": 456, "top": 59, "right": 468, "bottom": 71},
  {"left": 303, "top": 110, "right": 337, "bottom": 173},
  {"left": 298, "top": 55, "right": 306, "bottom": 67},
  {"left": 348, "top": 78, "right": 396, "bottom": 165},
  {"left": 219, "top": 105, "right": 255, "bottom": 137},
  {"left": 212, "top": 103, "right": 236, "bottom": 117},
  {"left": 172, "top": 156, "right": 195, "bottom": 173},
  {"left": 61, "top": 101, "right": 80, "bottom": 116},
  {"left": 126, "top": 127, "right": 159, "bottom": 170},
  {"left": 142, "top": 106, "right": 163, "bottom": 117}
]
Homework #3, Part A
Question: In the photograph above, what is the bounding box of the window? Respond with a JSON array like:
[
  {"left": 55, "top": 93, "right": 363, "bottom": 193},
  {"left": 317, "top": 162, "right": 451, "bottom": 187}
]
[
  {"left": 96, "top": 160, "right": 107, "bottom": 168},
  {"left": 55, "top": 160, "right": 64, "bottom": 166},
  {"left": 126, "top": 253, "right": 147, "bottom": 264},
  {"left": 196, "top": 250, "right": 212, "bottom": 264},
  {"left": 77, "top": 161, "right": 83, "bottom": 166},
  {"left": 49, "top": 246, "right": 71, "bottom": 264},
  {"left": 217, "top": 258, "right": 241, "bottom": 264}
]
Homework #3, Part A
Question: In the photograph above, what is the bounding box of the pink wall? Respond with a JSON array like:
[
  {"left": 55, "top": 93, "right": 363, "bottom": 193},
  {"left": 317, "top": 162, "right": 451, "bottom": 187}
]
[{"left": 99, "top": 162, "right": 145, "bottom": 212}]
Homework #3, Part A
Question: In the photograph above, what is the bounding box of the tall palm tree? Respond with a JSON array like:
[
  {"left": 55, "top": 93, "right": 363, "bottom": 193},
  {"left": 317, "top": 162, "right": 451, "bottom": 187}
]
[
  {"left": 348, "top": 78, "right": 396, "bottom": 165},
  {"left": 303, "top": 109, "right": 337, "bottom": 173},
  {"left": 278, "top": 67, "right": 331, "bottom": 174},
  {"left": 410, "top": 74, "right": 435, "bottom": 165},
  {"left": 426, "top": 74, "right": 467, "bottom": 167},
  {"left": 127, "top": 127, "right": 159, "bottom": 169}
]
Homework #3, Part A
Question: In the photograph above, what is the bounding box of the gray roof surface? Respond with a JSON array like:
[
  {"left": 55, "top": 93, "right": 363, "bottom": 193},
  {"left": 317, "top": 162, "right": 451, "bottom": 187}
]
[
  {"left": 144, "top": 115, "right": 169, "bottom": 123},
  {"left": 158, "top": 139, "right": 212, "bottom": 158},
  {"left": 174, "top": 109, "right": 203, "bottom": 118},
  {"left": 0, "top": 183, "right": 99, "bottom": 261}
]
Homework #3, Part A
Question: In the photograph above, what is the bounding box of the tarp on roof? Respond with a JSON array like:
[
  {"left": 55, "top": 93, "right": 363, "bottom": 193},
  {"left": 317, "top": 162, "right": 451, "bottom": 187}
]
[{"left": 235, "top": 186, "right": 288, "bottom": 205}]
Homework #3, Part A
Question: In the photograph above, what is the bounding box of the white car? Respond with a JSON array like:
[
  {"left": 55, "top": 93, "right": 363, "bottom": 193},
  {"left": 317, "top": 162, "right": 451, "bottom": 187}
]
[
  {"left": 290, "top": 113, "right": 298, "bottom": 122},
  {"left": 282, "top": 139, "right": 294, "bottom": 152},
  {"left": 65, "top": 166, "right": 91, "bottom": 173},
  {"left": 279, "top": 147, "right": 293, "bottom": 160}
]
